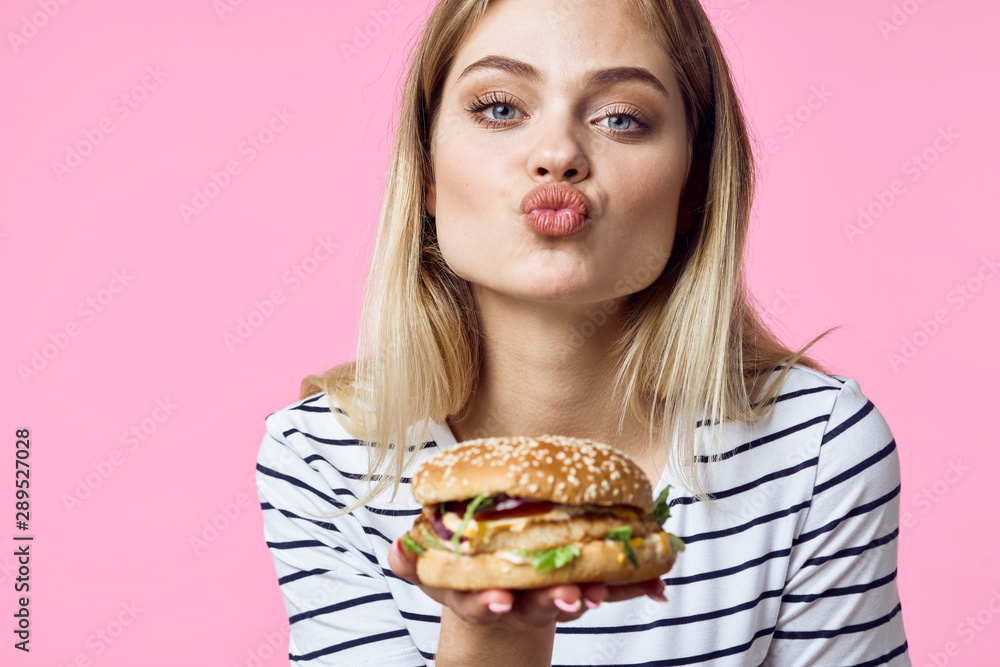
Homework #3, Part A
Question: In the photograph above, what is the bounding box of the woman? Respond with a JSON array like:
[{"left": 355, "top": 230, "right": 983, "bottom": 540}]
[{"left": 256, "top": 0, "right": 910, "bottom": 664}]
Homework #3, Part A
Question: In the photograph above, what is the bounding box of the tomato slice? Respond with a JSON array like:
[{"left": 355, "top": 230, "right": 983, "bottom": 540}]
[
  {"left": 440, "top": 496, "right": 556, "bottom": 522},
  {"left": 474, "top": 500, "right": 554, "bottom": 521}
]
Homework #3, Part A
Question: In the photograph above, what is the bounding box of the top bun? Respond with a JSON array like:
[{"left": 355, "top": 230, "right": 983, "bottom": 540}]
[{"left": 411, "top": 435, "right": 654, "bottom": 512}]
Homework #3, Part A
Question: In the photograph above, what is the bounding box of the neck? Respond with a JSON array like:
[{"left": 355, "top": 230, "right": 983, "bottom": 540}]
[{"left": 447, "top": 288, "right": 659, "bottom": 457}]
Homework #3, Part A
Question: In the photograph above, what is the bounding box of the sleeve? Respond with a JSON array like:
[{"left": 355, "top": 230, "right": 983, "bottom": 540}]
[
  {"left": 764, "top": 378, "right": 910, "bottom": 666},
  {"left": 256, "top": 413, "right": 425, "bottom": 666}
]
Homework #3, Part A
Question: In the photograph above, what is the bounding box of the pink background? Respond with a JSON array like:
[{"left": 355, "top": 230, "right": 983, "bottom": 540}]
[{"left": 2, "top": 0, "right": 996, "bottom": 665}]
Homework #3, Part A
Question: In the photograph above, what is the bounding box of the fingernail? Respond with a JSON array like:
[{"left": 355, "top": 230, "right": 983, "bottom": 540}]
[
  {"left": 488, "top": 602, "right": 512, "bottom": 614},
  {"left": 584, "top": 598, "right": 601, "bottom": 610},
  {"left": 391, "top": 538, "right": 405, "bottom": 559},
  {"left": 553, "top": 598, "right": 582, "bottom": 613}
]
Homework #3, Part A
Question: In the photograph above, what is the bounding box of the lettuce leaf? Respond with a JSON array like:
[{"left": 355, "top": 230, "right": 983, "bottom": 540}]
[
  {"left": 605, "top": 525, "right": 639, "bottom": 569},
  {"left": 402, "top": 533, "right": 425, "bottom": 555},
  {"left": 652, "top": 486, "right": 686, "bottom": 555},
  {"left": 651, "top": 485, "right": 672, "bottom": 527},
  {"left": 451, "top": 493, "right": 490, "bottom": 553},
  {"left": 513, "top": 545, "right": 582, "bottom": 574},
  {"left": 421, "top": 525, "right": 447, "bottom": 551}
]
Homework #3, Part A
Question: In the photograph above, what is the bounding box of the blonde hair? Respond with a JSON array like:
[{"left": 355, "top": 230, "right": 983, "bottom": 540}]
[{"left": 301, "top": 0, "right": 831, "bottom": 517}]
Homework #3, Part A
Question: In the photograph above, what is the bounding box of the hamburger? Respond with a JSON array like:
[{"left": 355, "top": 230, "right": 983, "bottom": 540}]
[{"left": 401, "top": 434, "right": 685, "bottom": 591}]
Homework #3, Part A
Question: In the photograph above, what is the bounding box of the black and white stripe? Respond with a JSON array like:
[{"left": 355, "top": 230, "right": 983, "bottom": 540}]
[{"left": 256, "top": 365, "right": 910, "bottom": 665}]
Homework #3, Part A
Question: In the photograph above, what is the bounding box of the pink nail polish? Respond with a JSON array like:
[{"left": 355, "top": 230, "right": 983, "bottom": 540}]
[
  {"left": 553, "top": 598, "right": 582, "bottom": 613},
  {"left": 584, "top": 598, "right": 601, "bottom": 610},
  {"left": 391, "top": 538, "right": 405, "bottom": 559},
  {"left": 488, "top": 602, "right": 512, "bottom": 614}
]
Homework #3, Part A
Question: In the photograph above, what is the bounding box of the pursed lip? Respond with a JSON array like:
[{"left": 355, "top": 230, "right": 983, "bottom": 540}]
[{"left": 520, "top": 182, "right": 592, "bottom": 218}]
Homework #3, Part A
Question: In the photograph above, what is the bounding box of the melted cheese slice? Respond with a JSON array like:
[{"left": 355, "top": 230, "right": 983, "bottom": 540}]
[{"left": 439, "top": 505, "right": 642, "bottom": 549}]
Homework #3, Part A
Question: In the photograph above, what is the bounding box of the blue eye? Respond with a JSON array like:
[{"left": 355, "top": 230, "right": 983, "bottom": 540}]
[
  {"left": 488, "top": 104, "right": 517, "bottom": 121},
  {"left": 466, "top": 92, "right": 524, "bottom": 129},
  {"left": 598, "top": 105, "right": 652, "bottom": 138},
  {"left": 464, "top": 93, "right": 651, "bottom": 137},
  {"left": 605, "top": 115, "right": 632, "bottom": 131}
]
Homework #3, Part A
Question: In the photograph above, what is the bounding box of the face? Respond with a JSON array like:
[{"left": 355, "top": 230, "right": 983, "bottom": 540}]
[{"left": 426, "top": 0, "right": 691, "bottom": 308}]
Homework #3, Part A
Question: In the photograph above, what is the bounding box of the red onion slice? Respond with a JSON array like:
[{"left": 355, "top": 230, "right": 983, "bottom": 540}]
[{"left": 430, "top": 509, "right": 466, "bottom": 542}]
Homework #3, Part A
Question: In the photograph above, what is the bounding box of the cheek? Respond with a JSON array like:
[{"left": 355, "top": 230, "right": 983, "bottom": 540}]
[
  {"left": 616, "top": 167, "right": 684, "bottom": 234},
  {"left": 433, "top": 137, "right": 488, "bottom": 218},
  {"left": 605, "top": 157, "right": 687, "bottom": 286},
  {"left": 430, "top": 142, "right": 485, "bottom": 278}
]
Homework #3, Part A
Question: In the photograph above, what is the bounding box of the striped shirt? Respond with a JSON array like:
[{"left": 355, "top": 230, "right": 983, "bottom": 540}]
[{"left": 256, "top": 365, "right": 910, "bottom": 666}]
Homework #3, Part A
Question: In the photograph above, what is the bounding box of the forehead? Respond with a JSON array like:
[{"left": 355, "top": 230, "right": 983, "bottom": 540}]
[{"left": 449, "top": 0, "right": 672, "bottom": 89}]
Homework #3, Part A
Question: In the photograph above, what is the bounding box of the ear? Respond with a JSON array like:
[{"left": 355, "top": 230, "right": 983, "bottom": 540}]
[{"left": 676, "top": 141, "right": 710, "bottom": 235}]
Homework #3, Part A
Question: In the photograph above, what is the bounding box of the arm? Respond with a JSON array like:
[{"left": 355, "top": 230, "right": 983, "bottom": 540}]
[
  {"left": 766, "top": 378, "right": 910, "bottom": 665},
  {"left": 256, "top": 413, "right": 424, "bottom": 666},
  {"left": 437, "top": 606, "right": 557, "bottom": 667}
]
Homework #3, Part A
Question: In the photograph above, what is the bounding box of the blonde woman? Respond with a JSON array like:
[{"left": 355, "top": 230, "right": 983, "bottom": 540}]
[{"left": 256, "top": 0, "right": 910, "bottom": 664}]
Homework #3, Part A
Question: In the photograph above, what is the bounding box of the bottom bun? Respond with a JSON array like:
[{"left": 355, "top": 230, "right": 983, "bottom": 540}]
[{"left": 415, "top": 537, "right": 678, "bottom": 591}]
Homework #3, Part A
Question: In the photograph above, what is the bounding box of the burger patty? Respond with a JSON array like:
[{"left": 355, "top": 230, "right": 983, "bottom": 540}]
[{"left": 411, "top": 507, "right": 664, "bottom": 555}]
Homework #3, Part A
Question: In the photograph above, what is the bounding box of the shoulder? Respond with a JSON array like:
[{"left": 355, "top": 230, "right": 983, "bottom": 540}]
[
  {"left": 257, "top": 392, "right": 453, "bottom": 511},
  {"left": 716, "top": 364, "right": 898, "bottom": 497},
  {"left": 262, "top": 391, "right": 359, "bottom": 450},
  {"left": 772, "top": 365, "right": 901, "bottom": 524},
  {"left": 257, "top": 392, "right": 374, "bottom": 501},
  {"left": 762, "top": 364, "right": 893, "bottom": 441}
]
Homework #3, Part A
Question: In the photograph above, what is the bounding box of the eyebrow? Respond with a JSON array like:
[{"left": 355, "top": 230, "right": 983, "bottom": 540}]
[{"left": 457, "top": 55, "right": 669, "bottom": 98}]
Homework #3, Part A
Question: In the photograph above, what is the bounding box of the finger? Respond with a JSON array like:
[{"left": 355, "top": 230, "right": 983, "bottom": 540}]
[
  {"left": 579, "top": 583, "right": 609, "bottom": 609},
  {"left": 508, "top": 584, "right": 584, "bottom": 624},
  {"left": 388, "top": 539, "right": 519, "bottom": 624},
  {"left": 449, "top": 589, "right": 517, "bottom": 626},
  {"left": 603, "top": 578, "right": 667, "bottom": 603},
  {"left": 468, "top": 587, "right": 559, "bottom": 630},
  {"left": 388, "top": 537, "right": 419, "bottom": 583}
]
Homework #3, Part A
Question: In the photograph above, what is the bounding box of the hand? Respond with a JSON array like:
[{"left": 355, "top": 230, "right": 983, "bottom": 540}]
[{"left": 388, "top": 536, "right": 668, "bottom": 631}]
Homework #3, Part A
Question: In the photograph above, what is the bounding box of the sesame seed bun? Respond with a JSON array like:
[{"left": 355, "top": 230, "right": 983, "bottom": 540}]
[
  {"left": 403, "top": 435, "right": 683, "bottom": 590},
  {"left": 411, "top": 434, "right": 654, "bottom": 511}
]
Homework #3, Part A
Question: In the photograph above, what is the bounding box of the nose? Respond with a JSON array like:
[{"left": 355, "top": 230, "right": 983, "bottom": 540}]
[{"left": 526, "top": 112, "right": 589, "bottom": 182}]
